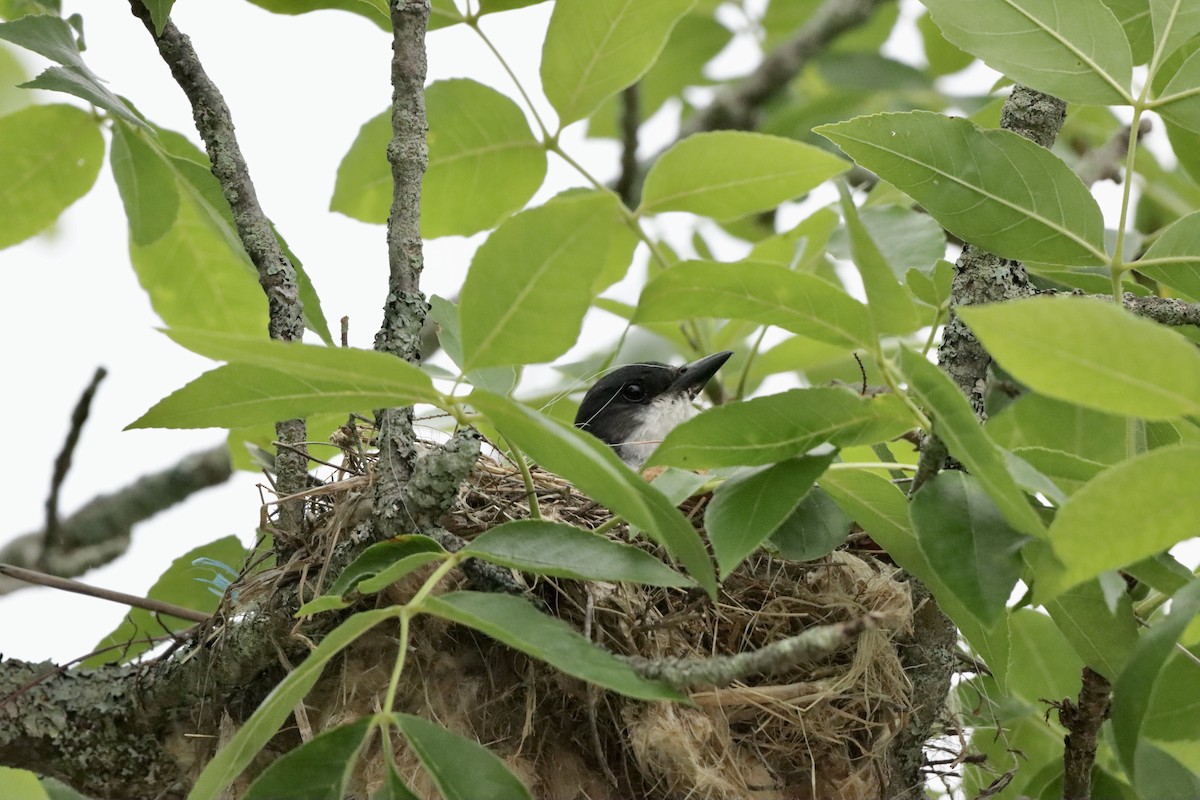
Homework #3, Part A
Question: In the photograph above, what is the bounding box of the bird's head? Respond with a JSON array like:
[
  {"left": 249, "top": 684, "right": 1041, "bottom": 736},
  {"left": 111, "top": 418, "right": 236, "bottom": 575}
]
[{"left": 574, "top": 351, "right": 733, "bottom": 468}]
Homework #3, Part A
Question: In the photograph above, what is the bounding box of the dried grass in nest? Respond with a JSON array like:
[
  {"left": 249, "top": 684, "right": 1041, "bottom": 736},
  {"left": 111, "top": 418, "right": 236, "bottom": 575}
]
[{"left": 273, "top": 439, "right": 916, "bottom": 800}]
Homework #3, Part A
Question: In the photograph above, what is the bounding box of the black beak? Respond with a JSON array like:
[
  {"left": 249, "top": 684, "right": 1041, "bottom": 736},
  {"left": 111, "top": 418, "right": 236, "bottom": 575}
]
[{"left": 668, "top": 351, "right": 733, "bottom": 399}]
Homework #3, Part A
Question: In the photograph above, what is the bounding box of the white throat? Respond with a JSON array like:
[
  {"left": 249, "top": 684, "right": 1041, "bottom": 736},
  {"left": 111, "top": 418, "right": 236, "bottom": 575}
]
[{"left": 619, "top": 394, "right": 696, "bottom": 469}]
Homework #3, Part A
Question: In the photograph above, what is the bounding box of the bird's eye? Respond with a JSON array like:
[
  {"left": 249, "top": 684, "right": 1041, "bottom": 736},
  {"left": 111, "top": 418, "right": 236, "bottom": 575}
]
[{"left": 622, "top": 383, "right": 646, "bottom": 402}]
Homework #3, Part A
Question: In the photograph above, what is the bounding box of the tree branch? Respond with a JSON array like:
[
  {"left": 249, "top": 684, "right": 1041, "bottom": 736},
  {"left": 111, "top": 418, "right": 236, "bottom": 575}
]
[
  {"left": 1059, "top": 667, "right": 1111, "bottom": 800},
  {"left": 624, "top": 613, "right": 880, "bottom": 689},
  {"left": 373, "top": 0, "right": 433, "bottom": 535},
  {"left": 1075, "top": 119, "right": 1151, "bottom": 188},
  {"left": 1120, "top": 292, "right": 1200, "bottom": 326},
  {"left": 683, "top": 0, "right": 887, "bottom": 138},
  {"left": 128, "top": 1, "right": 308, "bottom": 540},
  {"left": 0, "top": 445, "right": 232, "bottom": 596}
]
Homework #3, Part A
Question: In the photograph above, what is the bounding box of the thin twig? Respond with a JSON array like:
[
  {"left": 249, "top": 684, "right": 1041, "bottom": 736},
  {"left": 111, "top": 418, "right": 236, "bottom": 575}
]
[
  {"left": 614, "top": 83, "right": 640, "bottom": 207},
  {"left": 43, "top": 367, "right": 107, "bottom": 551},
  {"left": 0, "top": 563, "right": 210, "bottom": 623}
]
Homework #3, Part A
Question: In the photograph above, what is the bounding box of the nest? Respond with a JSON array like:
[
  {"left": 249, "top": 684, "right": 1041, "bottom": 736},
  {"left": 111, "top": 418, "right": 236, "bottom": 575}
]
[{"left": 270, "top": 435, "right": 917, "bottom": 800}]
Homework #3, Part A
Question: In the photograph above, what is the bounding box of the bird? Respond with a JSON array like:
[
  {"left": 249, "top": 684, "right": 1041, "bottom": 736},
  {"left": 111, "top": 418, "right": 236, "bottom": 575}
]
[{"left": 574, "top": 351, "right": 733, "bottom": 469}]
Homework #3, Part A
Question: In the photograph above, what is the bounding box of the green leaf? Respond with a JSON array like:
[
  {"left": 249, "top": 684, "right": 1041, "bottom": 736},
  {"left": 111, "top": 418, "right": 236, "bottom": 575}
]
[
  {"left": 634, "top": 260, "right": 872, "bottom": 349},
  {"left": 769, "top": 487, "right": 853, "bottom": 563},
  {"left": 0, "top": 14, "right": 83, "bottom": 67},
  {"left": 0, "top": 768, "right": 50, "bottom": 800},
  {"left": 244, "top": 718, "right": 372, "bottom": 800},
  {"left": 1103, "top": 0, "right": 1154, "bottom": 64},
  {"left": 897, "top": 349, "right": 1047, "bottom": 537},
  {"left": 959, "top": 296, "right": 1200, "bottom": 419},
  {"left": 0, "top": 103, "right": 102, "bottom": 249},
  {"left": 1037, "top": 446, "right": 1200, "bottom": 599},
  {"left": 374, "top": 762, "right": 420, "bottom": 800},
  {"left": 188, "top": 607, "right": 399, "bottom": 800},
  {"left": 327, "top": 536, "right": 447, "bottom": 598},
  {"left": 329, "top": 110, "right": 389, "bottom": 223},
  {"left": 910, "top": 471, "right": 1026, "bottom": 625},
  {"left": 638, "top": 132, "right": 848, "bottom": 219},
  {"left": 1150, "top": 0, "right": 1200, "bottom": 63},
  {"left": 130, "top": 362, "right": 416, "bottom": 430},
  {"left": 130, "top": 189, "right": 268, "bottom": 336},
  {"left": 21, "top": 66, "right": 147, "bottom": 128},
  {"left": 1144, "top": 646, "right": 1200, "bottom": 740},
  {"left": 649, "top": 387, "right": 914, "bottom": 469},
  {"left": 427, "top": 295, "right": 518, "bottom": 394},
  {"left": 830, "top": 204, "right": 947, "bottom": 279},
  {"left": 746, "top": 207, "right": 839, "bottom": 272},
  {"left": 917, "top": 9, "right": 974, "bottom": 76},
  {"left": 1045, "top": 579, "right": 1139, "bottom": 680},
  {"left": 705, "top": 455, "right": 832, "bottom": 578},
  {"left": 816, "top": 112, "right": 1108, "bottom": 267},
  {"left": 392, "top": 713, "right": 532, "bottom": 800},
  {"left": 110, "top": 120, "right": 180, "bottom": 245},
  {"left": 1136, "top": 209, "right": 1200, "bottom": 300},
  {"left": 141, "top": 0, "right": 175, "bottom": 36},
  {"left": 422, "top": 592, "right": 685, "bottom": 701},
  {"left": 245, "top": 0, "right": 390, "bottom": 30},
  {"left": 818, "top": 468, "right": 1011, "bottom": 683},
  {"left": 167, "top": 329, "right": 438, "bottom": 399},
  {"left": 920, "top": 0, "right": 1132, "bottom": 105},
  {"left": 1006, "top": 608, "right": 1084, "bottom": 704},
  {"left": 836, "top": 185, "right": 921, "bottom": 334},
  {"left": 86, "top": 535, "right": 246, "bottom": 666},
  {"left": 1112, "top": 578, "right": 1200, "bottom": 786},
  {"left": 1156, "top": 48, "right": 1200, "bottom": 134},
  {"left": 1010, "top": 446, "right": 1106, "bottom": 496},
  {"left": 585, "top": 12, "right": 731, "bottom": 139},
  {"left": 331, "top": 81, "right": 548, "bottom": 236},
  {"left": 132, "top": 333, "right": 440, "bottom": 429},
  {"left": 423, "top": 79, "right": 547, "bottom": 237},
  {"left": 988, "top": 393, "right": 1127, "bottom": 464},
  {"left": 468, "top": 391, "right": 716, "bottom": 597},
  {"left": 464, "top": 520, "right": 694, "bottom": 587},
  {"left": 460, "top": 191, "right": 637, "bottom": 370},
  {"left": 540, "top": 0, "right": 694, "bottom": 126}
]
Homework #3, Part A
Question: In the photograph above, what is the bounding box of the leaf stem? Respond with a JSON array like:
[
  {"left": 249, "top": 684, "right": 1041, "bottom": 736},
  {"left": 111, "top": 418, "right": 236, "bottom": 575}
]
[
  {"left": 382, "top": 612, "right": 411, "bottom": 712},
  {"left": 827, "top": 461, "right": 917, "bottom": 472},
  {"left": 877, "top": 355, "right": 933, "bottom": 431},
  {"left": 505, "top": 437, "right": 542, "bottom": 519},
  {"left": 467, "top": 19, "right": 552, "bottom": 140},
  {"left": 734, "top": 326, "right": 770, "bottom": 400}
]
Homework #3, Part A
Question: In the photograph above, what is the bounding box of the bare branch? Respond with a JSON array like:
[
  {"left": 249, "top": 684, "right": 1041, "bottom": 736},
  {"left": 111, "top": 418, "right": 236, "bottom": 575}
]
[
  {"left": 1076, "top": 119, "right": 1151, "bottom": 188},
  {"left": 43, "top": 367, "right": 106, "bottom": 553},
  {"left": 682, "top": 0, "right": 888, "bottom": 137},
  {"left": 374, "top": 0, "right": 433, "bottom": 530},
  {"left": 128, "top": 1, "right": 308, "bottom": 538},
  {"left": 614, "top": 84, "right": 641, "bottom": 207},
  {"left": 0, "top": 446, "right": 232, "bottom": 596}
]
